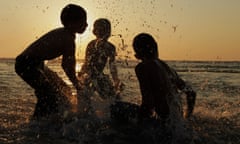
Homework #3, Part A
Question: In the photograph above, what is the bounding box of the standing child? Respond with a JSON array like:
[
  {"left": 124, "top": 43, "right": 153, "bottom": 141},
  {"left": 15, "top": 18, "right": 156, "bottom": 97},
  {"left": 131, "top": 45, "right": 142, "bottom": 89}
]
[
  {"left": 15, "top": 4, "right": 88, "bottom": 119},
  {"left": 78, "top": 18, "right": 122, "bottom": 113}
]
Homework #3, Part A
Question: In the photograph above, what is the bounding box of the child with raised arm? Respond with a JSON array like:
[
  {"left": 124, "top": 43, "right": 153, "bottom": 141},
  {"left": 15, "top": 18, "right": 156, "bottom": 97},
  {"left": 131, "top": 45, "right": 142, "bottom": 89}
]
[
  {"left": 15, "top": 4, "right": 88, "bottom": 119},
  {"left": 77, "top": 18, "right": 122, "bottom": 112}
]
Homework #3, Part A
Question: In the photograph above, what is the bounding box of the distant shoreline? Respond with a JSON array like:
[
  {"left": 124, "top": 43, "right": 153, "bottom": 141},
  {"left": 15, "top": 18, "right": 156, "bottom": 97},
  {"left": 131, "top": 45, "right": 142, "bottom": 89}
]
[{"left": 1, "top": 57, "right": 239, "bottom": 63}]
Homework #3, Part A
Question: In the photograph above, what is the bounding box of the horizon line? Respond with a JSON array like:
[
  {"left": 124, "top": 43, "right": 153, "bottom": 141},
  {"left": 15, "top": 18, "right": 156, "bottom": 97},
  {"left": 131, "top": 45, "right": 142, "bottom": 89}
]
[{"left": 0, "top": 57, "right": 239, "bottom": 62}]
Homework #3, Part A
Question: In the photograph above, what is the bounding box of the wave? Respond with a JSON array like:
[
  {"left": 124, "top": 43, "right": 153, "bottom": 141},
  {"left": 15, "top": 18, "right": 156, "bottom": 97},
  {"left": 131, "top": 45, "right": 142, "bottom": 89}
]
[
  {"left": 176, "top": 69, "right": 240, "bottom": 73},
  {"left": 1, "top": 58, "right": 240, "bottom": 73},
  {"left": 166, "top": 61, "right": 240, "bottom": 73}
]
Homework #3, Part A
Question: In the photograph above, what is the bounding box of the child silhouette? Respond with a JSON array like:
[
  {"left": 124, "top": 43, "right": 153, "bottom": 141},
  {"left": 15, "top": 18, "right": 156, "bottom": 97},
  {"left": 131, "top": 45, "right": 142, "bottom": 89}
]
[
  {"left": 133, "top": 33, "right": 196, "bottom": 121},
  {"left": 15, "top": 4, "right": 88, "bottom": 119},
  {"left": 77, "top": 18, "right": 123, "bottom": 113},
  {"left": 111, "top": 33, "right": 196, "bottom": 123}
]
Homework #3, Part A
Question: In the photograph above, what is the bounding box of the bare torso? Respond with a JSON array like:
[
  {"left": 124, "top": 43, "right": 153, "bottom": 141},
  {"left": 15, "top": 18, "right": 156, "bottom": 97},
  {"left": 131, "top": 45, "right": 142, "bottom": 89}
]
[
  {"left": 21, "top": 28, "right": 75, "bottom": 61},
  {"left": 80, "top": 39, "right": 115, "bottom": 77}
]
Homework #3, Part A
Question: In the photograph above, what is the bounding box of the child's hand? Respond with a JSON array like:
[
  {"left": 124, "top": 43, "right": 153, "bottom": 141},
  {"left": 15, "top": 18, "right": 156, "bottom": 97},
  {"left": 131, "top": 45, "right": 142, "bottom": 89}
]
[{"left": 114, "top": 81, "right": 124, "bottom": 100}]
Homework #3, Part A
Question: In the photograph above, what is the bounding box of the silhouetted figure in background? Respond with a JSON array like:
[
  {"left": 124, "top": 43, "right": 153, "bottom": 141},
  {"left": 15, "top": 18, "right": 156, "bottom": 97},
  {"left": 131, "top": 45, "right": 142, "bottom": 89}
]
[
  {"left": 134, "top": 33, "right": 196, "bottom": 118},
  {"left": 111, "top": 33, "right": 196, "bottom": 123},
  {"left": 133, "top": 33, "right": 173, "bottom": 122},
  {"left": 77, "top": 18, "right": 123, "bottom": 113},
  {"left": 15, "top": 4, "right": 88, "bottom": 120},
  {"left": 132, "top": 33, "right": 196, "bottom": 143}
]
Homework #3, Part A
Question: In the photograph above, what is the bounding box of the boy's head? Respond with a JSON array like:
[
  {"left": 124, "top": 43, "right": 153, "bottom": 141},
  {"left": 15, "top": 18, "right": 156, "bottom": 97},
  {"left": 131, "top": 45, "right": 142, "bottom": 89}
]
[
  {"left": 133, "top": 33, "right": 158, "bottom": 60},
  {"left": 61, "top": 4, "right": 87, "bottom": 33},
  {"left": 93, "top": 18, "right": 111, "bottom": 39}
]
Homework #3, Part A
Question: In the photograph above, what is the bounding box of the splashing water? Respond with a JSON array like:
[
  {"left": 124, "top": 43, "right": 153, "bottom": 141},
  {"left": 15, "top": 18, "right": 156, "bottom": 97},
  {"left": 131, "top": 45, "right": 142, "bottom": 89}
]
[{"left": 0, "top": 61, "right": 239, "bottom": 143}]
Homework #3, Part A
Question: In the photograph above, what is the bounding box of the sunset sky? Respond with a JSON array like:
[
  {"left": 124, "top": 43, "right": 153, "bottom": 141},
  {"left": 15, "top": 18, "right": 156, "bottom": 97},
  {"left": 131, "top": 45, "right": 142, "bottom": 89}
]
[{"left": 0, "top": 0, "right": 239, "bottom": 61}]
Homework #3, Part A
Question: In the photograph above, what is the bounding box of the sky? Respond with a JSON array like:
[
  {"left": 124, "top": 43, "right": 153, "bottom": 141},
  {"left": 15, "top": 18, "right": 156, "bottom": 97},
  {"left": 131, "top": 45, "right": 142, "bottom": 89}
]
[{"left": 0, "top": 0, "right": 240, "bottom": 61}]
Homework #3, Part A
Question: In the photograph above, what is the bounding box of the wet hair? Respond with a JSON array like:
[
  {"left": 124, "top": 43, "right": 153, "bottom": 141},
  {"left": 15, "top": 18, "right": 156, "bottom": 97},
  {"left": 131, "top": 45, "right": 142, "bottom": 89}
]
[
  {"left": 133, "top": 33, "right": 158, "bottom": 59},
  {"left": 60, "top": 4, "right": 86, "bottom": 27},
  {"left": 93, "top": 18, "right": 111, "bottom": 39}
]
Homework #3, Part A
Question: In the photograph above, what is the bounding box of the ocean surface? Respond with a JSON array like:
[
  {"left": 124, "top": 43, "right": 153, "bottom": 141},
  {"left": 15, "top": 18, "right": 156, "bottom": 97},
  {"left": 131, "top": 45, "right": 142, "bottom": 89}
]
[{"left": 0, "top": 58, "right": 239, "bottom": 144}]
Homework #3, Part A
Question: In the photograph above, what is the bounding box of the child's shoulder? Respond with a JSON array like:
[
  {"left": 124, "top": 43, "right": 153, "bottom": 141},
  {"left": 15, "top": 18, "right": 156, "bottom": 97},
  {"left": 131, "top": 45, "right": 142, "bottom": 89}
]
[
  {"left": 136, "top": 59, "right": 167, "bottom": 72},
  {"left": 86, "top": 39, "right": 97, "bottom": 48},
  {"left": 33, "top": 27, "right": 75, "bottom": 49},
  {"left": 135, "top": 60, "right": 156, "bottom": 71},
  {"left": 107, "top": 42, "right": 116, "bottom": 53},
  {"left": 45, "top": 27, "right": 65, "bottom": 35},
  {"left": 45, "top": 27, "right": 75, "bottom": 39},
  {"left": 96, "top": 40, "right": 115, "bottom": 50},
  {"left": 103, "top": 41, "right": 115, "bottom": 49}
]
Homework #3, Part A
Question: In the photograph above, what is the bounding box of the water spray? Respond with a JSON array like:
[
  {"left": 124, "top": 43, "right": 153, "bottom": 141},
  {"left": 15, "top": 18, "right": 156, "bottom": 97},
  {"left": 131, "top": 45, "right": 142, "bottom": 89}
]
[{"left": 111, "top": 34, "right": 127, "bottom": 50}]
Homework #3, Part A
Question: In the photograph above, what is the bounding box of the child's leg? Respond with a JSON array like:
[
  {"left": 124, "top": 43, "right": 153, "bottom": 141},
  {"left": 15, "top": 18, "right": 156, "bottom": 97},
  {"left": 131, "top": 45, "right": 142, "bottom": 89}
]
[
  {"left": 42, "top": 67, "right": 73, "bottom": 117},
  {"left": 15, "top": 57, "right": 54, "bottom": 118},
  {"left": 33, "top": 89, "right": 58, "bottom": 119},
  {"left": 76, "top": 76, "right": 93, "bottom": 114},
  {"left": 33, "top": 67, "right": 75, "bottom": 119},
  {"left": 15, "top": 57, "right": 52, "bottom": 90},
  {"left": 96, "top": 74, "right": 116, "bottom": 99},
  {"left": 185, "top": 90, "right": 196, "bottom": 118},
  {"left": 16, "top": 59, "right": 71, "bottom": 119},
  {"left": 30, "top": 69, "right": 60, "bottom": 119},
  {"left": 44, "top": 67, "right": 72, "bottom": 107}
]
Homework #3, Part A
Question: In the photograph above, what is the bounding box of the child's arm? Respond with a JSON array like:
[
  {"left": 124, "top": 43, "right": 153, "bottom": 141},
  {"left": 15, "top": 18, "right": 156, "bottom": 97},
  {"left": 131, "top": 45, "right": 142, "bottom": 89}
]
[
  {"left": 171, "top": 68, "right": 196, "bottom": 98},
  {"left": 61, "top": 43, "right": 80, "bottom": 90},
  {"left": 170, "top": 68, "right": 196, "bottom": 117},
  {"left": 109, "top": 45, "right": 121, "bottom": 89},
  {"left": 171, "top": 68, "right": 186, "bottom": 90}
]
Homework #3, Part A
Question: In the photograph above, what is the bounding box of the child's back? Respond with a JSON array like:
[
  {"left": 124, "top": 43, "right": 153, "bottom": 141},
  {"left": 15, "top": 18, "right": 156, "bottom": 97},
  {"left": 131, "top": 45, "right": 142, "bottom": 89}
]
[
  {"left": 77, "top": 18, "right": 121, "bottom": 114},
  {"left": 80, "top": 39, "right": 116, "bottom": 77},
  {"left": 20, "top": 28, "right": 75, "bottom": 61}
]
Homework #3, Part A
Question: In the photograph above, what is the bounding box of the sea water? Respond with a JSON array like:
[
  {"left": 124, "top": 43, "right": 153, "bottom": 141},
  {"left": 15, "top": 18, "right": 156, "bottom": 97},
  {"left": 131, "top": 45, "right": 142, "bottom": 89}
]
[{"left": 0, "top": 58, "right": 239, "bottom": 144}]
